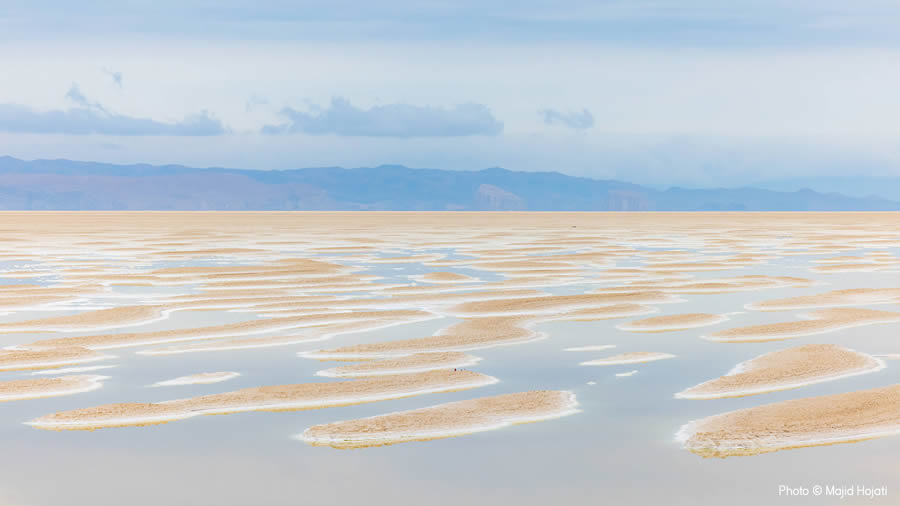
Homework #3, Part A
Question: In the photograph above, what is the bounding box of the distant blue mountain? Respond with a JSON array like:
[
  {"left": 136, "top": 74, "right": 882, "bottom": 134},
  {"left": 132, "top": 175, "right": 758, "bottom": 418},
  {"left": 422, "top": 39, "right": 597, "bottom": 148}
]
[
  {"left": 0, "top": 156, "right": 896, "bottom": 211},
  {"left": 753, "top": 176, "right": 900, "bottom": 202}
]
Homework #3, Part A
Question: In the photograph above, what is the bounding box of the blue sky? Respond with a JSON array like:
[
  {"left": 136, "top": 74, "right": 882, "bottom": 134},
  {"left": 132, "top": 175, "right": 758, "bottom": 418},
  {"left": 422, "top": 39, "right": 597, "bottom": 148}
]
[{"left": 2, "top": 1, "right": 900, "bottom": 186}]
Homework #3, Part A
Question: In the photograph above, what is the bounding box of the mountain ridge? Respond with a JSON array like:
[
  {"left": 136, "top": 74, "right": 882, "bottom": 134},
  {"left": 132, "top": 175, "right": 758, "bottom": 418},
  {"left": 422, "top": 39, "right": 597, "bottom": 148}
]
[{"left": 0, "top": 156, "right": 896, "bottom": 211}]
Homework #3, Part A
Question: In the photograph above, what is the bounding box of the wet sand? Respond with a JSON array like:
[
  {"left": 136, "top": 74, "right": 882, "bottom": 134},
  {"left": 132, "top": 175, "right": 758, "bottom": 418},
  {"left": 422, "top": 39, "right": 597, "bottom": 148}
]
[
  {"left": 678, "top": 384, "right": 900, "bottom": 457},
  {"left": 298, "top": 390, "right": 579, "bottom": 448},
  {"left": 676, "top": 344, "right": 883, "bottom": 399},
  {"left": 28, "top": 370, "right": 497, "bottom": 430}
]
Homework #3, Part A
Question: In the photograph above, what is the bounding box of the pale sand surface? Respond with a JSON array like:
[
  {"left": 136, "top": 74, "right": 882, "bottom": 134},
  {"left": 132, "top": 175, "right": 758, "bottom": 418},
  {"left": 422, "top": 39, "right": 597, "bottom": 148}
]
[
  {"left": 448, "top": 292, "right": 677, "bottom": 316},
  {"left": 615, "top": 370, "right": 639, "bottom": 377},
  {"left": 152, "top": 371, "right": 241, "bottom": 387},
  {"left": 563, "top": 345, "right": 616, "bottom": 352},
  {"left": 629, "top": 276, "right": 813, "bottom": 294},
  {"left": 467, "top": 260, "right": 583, "bottom": 271},
  {"left": 580, "top": 352, "right": 675, "bottom": 366},
  {"left": 617, "top": 313, "right": 727, "bottom": 333},
  {"left": 678, "top": 384, "right": 900, "bottom": 457},
  {"left": 552, "top": 304, "right": 656, "bottom": 321},
  {"left": 0, "top": 375, "right": 108, "bottom": 401},
  {"left": 0, "top": 347, "right": 113, "bottom": 371},
  {"left": 247, "top": 289, "right": 543, "bottom": 312},
  {"left": 415, "top": 272, "right": 478, "bottom": 283},
  {"left": 31, "top": 365, "right": 117, "bottom": 375},
  {"left": 28, "top": 370, "right": 496, "bottom": 430},
  {"left": 366, "top": 254, "right": 446, "bottom": 264},
  {"left": 316, "top": 352, "right": 481, "bottom": 377},
  {"left": 706, "top": 308, "right": 900, "bottom": 342},
  {"left": 26, "top": 309, "right": 433, "bottom": 350},
  {"left": 0, "top": 305, "right": 164, "bottom": 332},
  {"left": 634, "top": 262, "right": 741, "bottom": 272},
  {"left": 747, "top": 288, "right": 900, "bottom": 311},
  {"left": 300, "top": 316, "right": 538, "bottom": 359},
  {"left": 138, "top": 317, "right": 431, "bottom": 355},
  {"left": 5, "top": 212, "right": 900, "bottom": 455},
  {"left": 812, "top": 263, "right": 899, "bottom": 273},
  {"left": 676, "top": 344, "right": 883, "bottom": 399},
  {"left": 298, "top": 390, "right": 579, "bottom": 449}
]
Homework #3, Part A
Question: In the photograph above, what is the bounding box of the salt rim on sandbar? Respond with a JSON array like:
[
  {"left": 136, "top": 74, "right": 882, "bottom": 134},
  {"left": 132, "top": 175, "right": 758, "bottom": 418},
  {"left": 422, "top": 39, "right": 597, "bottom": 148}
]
[
  {"left": 580, "top": 352, "right": 675, "bottom": 366},
  {"left": 297, "top": 390, "right": 579, "bottom": 449},
  {"left": 676, "top": 344, "right": 884, "bottom": 399},
  {"left": 152, "top": 371, "right": 241, "bottom": 387},
  {"left": 27, "top": 370, "right": 497, "bottom": 431},
  {"left": 563, "top": 345, "right": 616, "bottom": 352},
  {"left": 677, "top": 384, "right": 900, "bottom": 457},
  {"left": 316, "top": 352, "right": 481, "bottom": 377}
]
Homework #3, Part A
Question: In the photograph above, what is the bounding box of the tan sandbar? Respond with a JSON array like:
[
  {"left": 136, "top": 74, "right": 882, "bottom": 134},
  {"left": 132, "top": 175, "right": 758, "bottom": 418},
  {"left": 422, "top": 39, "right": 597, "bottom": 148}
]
[
  {"left": 300, "top": 316, "right": 538, "bottom": 359},
  {"left": 747, "top": 288, "right": 900, "bottom": 311},
  {"left": 552, "top": 304, "right": 656, "bottom": 322},
  {"left": 448, "top": 292, "right": 677, "bottom": 316},
  {"left": 415, "top": 272, "right": 479, "bottom": 283},
  {"left": 0, "top": 347, "right": 114, "bottom": 371},
  {"left": 316, "top": 352, "right": 481, "bottom": 377},
  {"left": 678, "top": 384, "right": 900, "bottom": 457},
  {"left": 28, "top": 370, "right": 497, "bottom": 430},
  {"left": 617, "top": 313, "right": 727, "bottom": 333},
  {"left": 0, "top": 375, "right": 108, "bottom": 401},
  {"left": 706, "top": 308, "right": 900, "bottom": 342},
  {"left": 0, "top": 305, "right": 164, "bottom": 332},
  {"left": 298, "top": 390, "right": 578, "bottom": 449},
  {"left": 676, "top": 344, "right": 883, "bottom": 399}
]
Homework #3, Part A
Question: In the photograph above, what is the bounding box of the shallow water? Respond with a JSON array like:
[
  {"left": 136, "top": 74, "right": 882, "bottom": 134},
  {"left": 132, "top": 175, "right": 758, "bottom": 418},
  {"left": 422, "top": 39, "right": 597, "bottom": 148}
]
[{"left": 0, "top": 212, "right": 896, "bottom": 505}]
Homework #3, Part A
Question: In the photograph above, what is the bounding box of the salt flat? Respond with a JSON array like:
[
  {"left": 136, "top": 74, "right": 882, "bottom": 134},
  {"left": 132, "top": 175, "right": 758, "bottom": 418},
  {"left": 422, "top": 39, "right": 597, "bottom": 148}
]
[{"left": 0, "top": 212, "right": 897, "bottom": 467}]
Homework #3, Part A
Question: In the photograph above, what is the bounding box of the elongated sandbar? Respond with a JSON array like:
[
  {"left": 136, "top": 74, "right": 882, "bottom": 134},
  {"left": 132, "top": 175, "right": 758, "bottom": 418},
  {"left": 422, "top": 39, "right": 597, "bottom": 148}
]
[
  {"left": 676, "top": 344, "right": 883, "bottom": 399},
  {"left": 27, "top": 370, "right": 497, "bottom": 430},
  {"left": 298, "top": 390, "right": 578, "bottom": 448}
]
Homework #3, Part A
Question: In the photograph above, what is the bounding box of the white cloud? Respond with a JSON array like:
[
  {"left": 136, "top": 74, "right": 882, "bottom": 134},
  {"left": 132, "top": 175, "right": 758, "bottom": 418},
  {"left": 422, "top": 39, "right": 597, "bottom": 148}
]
[{"left": 263, "top": 98, "right": 503, "bottom": 137}]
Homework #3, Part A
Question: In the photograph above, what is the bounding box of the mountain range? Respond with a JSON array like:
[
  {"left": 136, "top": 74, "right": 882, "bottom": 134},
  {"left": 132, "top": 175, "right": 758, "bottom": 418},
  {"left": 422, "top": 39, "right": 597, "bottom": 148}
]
[{"left": 0, "top": 156, "right": 896, "bottom": 211}]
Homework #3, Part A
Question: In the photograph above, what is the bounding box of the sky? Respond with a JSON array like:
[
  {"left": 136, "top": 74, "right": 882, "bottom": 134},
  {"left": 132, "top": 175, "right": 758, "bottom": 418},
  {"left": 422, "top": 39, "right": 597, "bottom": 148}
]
[{"left": 2, "top": 1, "right": 900, "bottom": 187}]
